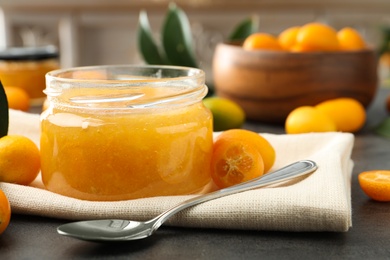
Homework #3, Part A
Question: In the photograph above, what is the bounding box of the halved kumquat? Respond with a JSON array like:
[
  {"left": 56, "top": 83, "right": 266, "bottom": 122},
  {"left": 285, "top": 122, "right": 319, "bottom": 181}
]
[
  {"left": 358, "top": 170, "right": 390, "bottom": 202},
  {"left": 214, "top": 129, "right": 275, "bottom": 173},
  {"left": 211, "top": 136, "right": 264, "bottom": 189}
]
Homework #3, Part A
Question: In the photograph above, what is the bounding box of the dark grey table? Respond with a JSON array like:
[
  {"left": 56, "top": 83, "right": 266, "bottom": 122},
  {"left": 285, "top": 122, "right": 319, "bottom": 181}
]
[{"left": 2, "top": 87, "right": 390, "bottom": 259}]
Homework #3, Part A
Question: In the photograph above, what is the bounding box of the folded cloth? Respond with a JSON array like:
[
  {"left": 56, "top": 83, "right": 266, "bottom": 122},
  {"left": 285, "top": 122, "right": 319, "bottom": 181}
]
[{"left": 1, "top": 109, "right": 354, "bottom": 232}]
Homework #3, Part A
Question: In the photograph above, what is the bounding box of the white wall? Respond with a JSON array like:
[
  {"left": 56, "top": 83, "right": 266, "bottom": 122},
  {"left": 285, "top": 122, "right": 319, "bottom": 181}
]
[{"left": 0, "top": 0, "right": 389, "bottom": 76}]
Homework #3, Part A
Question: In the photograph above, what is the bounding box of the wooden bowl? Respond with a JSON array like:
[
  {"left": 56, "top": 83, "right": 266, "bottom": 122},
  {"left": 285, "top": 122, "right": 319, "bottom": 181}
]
[{"left": 212, "top": 43, "right": 379, "bottom": 124}]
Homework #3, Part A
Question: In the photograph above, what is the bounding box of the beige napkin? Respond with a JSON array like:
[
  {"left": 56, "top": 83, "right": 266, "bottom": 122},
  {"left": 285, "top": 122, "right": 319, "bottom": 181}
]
[{"left": 0, "top": 109, "right": 354, "bottom": 232}]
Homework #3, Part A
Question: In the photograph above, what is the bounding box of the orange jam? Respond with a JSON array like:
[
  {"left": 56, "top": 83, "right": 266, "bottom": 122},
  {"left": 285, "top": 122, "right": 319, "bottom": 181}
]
[
  {"left": 0, "top": 46, "right": 59, "bottom": 105},
  {"left": 40, "top": 65, "right": 213, "bottom": 201}
]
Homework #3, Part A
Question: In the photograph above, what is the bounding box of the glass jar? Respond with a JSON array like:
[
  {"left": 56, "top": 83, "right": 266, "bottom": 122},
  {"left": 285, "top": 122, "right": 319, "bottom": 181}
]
[
  {"left": 40, "top": 65, "right": 213, "bottom": 201},
  {"left": 0, "top": 45, "right": 59, "bottom": 106}
]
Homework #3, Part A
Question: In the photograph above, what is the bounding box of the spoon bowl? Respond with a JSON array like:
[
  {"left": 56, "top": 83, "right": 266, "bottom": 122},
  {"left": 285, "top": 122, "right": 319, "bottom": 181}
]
[{"left": 57, "top": 160, "right": 317, "bottom": 242}]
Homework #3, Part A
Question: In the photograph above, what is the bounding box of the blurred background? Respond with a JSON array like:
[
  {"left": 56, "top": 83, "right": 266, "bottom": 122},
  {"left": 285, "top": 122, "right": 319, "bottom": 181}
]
[{"left": 0, "top": 0, "right": 389, "bottom": 77}]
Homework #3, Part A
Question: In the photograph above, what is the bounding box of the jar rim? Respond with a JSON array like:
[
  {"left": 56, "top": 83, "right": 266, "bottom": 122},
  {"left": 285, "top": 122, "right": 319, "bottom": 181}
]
[
  {"left": 46, "top": 64, "right": 204, "bottom": 84},
  {"left": 44, "top": 65, "right": 207, "bottom": 110}
]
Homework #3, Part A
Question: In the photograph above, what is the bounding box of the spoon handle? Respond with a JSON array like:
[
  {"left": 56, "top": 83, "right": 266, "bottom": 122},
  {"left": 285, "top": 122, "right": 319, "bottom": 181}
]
[{"left": 152, "top": 160, "right": 317, "bottom": 228}]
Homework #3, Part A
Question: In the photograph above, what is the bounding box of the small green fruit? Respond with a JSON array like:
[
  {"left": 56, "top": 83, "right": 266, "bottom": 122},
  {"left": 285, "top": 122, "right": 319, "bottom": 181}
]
[{"left": 203, "top": 97, "right": 245, "bottom": 131}]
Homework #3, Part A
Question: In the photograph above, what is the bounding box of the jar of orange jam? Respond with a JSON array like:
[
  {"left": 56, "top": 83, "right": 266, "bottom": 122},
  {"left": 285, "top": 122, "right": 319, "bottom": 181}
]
[
  {"left": 40, "top": 65, "right": 213, "bottom": 201},
  {"left": 0, "top": 46, "right": 59, "bottom": 106}
]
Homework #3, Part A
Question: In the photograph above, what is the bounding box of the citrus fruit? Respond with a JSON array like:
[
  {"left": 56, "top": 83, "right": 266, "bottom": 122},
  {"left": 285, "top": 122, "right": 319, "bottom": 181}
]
[
  {"left": 211, "top": 137, "right": 264, "bottom": 189},
  {"left": 278, "top": 26, "right": 300, "bottom": 51},
  {"left": 0, "top": 189, "right": 11, "bottom": 235},
  {"left": 337, "top": 27, "right": 366, "bottom": 51},
  {"left": 4, "top": 86, "right": 30, "bottom": 112},
  {"left": 214, "top": 129, "right": 275, "bottom": 173},
  {"left": 315, "top": 98, "right": 366, "bottom": 132},
  {"left": 285, "top": 106, "right": 337, "bottom": 134},
  {"left": 0, "top": 135, "right": 41, "bottom": 185},
  {"left": 295, "top": 22, "right": 339, "bottom": 52},
  {"left": 242, "top": 33, "right": 282, "bottom": 51},
  {"left": 358, "top": 170, "right": 390, "bottom": 201},
  {"left": 203, "top": 97, "right": 245, "bottom": 131}
]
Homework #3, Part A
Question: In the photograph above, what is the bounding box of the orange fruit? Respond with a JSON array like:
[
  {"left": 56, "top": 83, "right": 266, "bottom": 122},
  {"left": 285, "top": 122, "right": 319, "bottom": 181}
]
[
  {"left": 4, "top": 86, "right": 30, "bottom": 112},
  {"left": 295, "top": 22, "right": 339, "bottom": 52},
  {"left": 278, "top": 26, "right": 300, "bottom": 51},
  {"left": 211, "top": 136, "right": 264, "bottom": 189},
  {"left": 214, "top": 129, "right": 275, "bottom": 173},
  {"left": 285, "top": 106, "right": 337, "bottom": 134},
  {"left": 242, "top": 33, "right": 282, "bottom": 51},
  {"left": 337, "top": 27, "right": 366, "bottom": 51},
  {"left": 0, "top": 189, "right": 11, "bottom": 235},
  {"left": 203, "top": 97, "right": 245, "bottom": 131},
  {"left": 4, "top": 86, "right": 30, "bottom": 111},
  {"left": 315, "top": 98, "right": 366, "bottom": 132},
  {"left": 358, "top": 170, "right": 390, "bottom": 201},
  {"left": 0, "top": 135, "right": 41, "bottom": 185}
]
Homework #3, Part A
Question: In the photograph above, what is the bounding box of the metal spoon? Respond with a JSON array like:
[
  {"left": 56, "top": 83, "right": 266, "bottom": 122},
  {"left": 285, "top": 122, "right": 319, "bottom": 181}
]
[{"left": 57, "top": 160, "right": 317, "bottom": 242}]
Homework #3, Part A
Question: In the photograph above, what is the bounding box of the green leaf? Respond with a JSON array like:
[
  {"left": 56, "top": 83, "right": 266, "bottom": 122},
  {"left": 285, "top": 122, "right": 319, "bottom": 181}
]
[
  {"left": 137, "top": 10, "right": 167, "bottom": 65},
  {"left": 162, "top": 3, "right": 198, "bottom": 68},
  {"left": 0, "top": 81, "right": 8, "bottom": 138},
  {"left": 375, "top": 117, "right": 390, "bottom": 138},
  {"left": 378, "top": 26, "right": 390, "bottom": 56},
  {"left": 229, "top": 15, "right": 259, "bottom": 41}
]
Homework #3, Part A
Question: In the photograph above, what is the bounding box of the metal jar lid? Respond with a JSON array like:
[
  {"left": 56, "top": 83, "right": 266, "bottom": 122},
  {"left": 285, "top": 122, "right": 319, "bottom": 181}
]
[{"left": 0, "top": 45, "right": 59, "bottom": 61}]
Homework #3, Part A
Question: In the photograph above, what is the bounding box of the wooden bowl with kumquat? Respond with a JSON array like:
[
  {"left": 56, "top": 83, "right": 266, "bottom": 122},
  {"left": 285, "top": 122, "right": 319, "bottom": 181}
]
[{"left": 212, "top": 23, "right": 379, "bottom": 124}]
